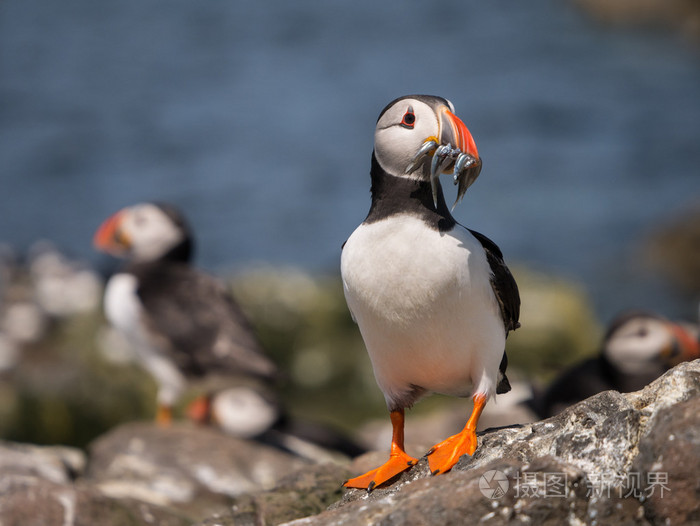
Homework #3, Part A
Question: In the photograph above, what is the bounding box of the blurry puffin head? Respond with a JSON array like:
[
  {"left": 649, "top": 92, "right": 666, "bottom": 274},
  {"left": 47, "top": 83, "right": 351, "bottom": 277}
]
[
  {"left": 94, "top": 202, "right": 193, "bottom": 263},
  {"left": 603, "top": 310, "right": 700, "bottom": 375}
]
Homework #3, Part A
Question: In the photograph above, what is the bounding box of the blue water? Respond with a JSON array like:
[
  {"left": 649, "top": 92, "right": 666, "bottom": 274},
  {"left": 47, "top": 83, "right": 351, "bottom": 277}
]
[{"left": 1, "top": 0, "right": 699, "bottom": 320}]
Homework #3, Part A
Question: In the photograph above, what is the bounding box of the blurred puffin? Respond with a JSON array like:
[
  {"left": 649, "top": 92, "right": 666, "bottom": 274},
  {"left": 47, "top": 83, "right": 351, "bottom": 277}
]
[
  {"left": 187, "top": 384, "right": 366, "bottom": 461},
  {"left": 94, "top": 202, "right": 278, "bottom": 425},
  {"left": 341, "top": 95, "right": 520, "bottom": 490},
  {"left": 529, "top": 310, "right": 700, "bottom": 418}
]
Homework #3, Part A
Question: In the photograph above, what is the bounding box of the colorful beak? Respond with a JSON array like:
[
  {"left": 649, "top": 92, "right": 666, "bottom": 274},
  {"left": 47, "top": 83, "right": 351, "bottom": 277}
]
[
  {"left": 431, "top": 106, "right": 482, "bottom": 209},
  {"left": 665, "top": 323, "right": 700, "bottom": 366},
  {"left": 93, "top": 210, "right": 129, "bottom": 255},
  {"left": 439, "top": 106, "right": 479, "bottom": 160}
]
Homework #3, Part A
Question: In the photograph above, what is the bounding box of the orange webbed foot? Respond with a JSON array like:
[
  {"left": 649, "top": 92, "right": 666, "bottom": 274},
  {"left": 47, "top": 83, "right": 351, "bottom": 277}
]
[
  {"left": 344, "top": 408, "right": 417, "bottom": 491},
  {"left": 344, "top": 449, "right": 418, "bottom": 491},
  {"left": 426, "top": 427, "right": 478, "bottom": 475},
  {"left": 426, "top": 393, "right": 487, "bottom": 476}
]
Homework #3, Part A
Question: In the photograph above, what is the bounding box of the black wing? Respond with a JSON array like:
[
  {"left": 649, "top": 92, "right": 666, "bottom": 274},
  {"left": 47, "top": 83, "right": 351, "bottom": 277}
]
[
  {"left": 131, "top": 262, "right": 278, "bottom": 380},
  {"left": 468, "top": 229, "right": 521, "bottom": 334},
  {"left": 527, "top": 357, "right": 613, "bottom": 418},
  {"left": 468, "top": 229, "right": 521, "bottom": 395}
]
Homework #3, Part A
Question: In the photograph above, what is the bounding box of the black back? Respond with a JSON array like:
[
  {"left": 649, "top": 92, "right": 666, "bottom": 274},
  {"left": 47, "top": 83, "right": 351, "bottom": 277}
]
[{"left": 128, "top": 260, "right": 278, "bottom": 381}]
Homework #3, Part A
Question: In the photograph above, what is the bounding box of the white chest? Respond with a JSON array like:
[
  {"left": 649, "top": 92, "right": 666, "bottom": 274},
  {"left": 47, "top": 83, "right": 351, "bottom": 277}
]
[
  {"left": 104, "top": 273, "right": 143, "bottom": 336},
  {"left": 341, "top": 216, "right": 491, "bottom": 324},
  {"left": 340, "top": 215, "right": 505, "bottom": 403}
]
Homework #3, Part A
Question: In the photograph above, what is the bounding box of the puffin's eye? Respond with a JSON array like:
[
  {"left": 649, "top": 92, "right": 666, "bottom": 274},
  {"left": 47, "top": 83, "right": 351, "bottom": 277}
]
[{"left": 400, "top": 107, "right": 416, "bottom": 129}]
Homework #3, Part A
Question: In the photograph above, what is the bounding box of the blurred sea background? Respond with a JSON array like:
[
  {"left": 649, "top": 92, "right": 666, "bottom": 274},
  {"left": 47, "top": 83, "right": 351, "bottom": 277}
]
[
  {"left": 1, "top": 0, "right": 699, "bottom": 446},
  {"left": 2, "top": 0, "right": 699, "bottom": 319}
]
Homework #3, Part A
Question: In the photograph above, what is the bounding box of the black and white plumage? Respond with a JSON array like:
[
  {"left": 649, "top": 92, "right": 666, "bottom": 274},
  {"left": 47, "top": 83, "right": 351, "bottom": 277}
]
[
  {"left": 187, "top": 384, "right": 367, "bottom": 461},
  {"left": 94, "top": 202, "right": 278, "bottom": 424},
  {"left": 529, "top": 310, "right": 700, "bottom": 418},
  {"left": 341, "top": 95, "right": 520, "bottom": 490}
]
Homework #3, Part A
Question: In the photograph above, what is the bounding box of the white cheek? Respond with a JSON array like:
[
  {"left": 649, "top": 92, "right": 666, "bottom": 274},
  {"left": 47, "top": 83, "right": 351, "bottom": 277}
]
[
  {"left": 141, "top": 227, "right": 182, "bottom": 258},
  {"left": 373, "top": 109, "right": 439, "bottom": 178},
  {"left": 374, "top": 129, "right": 416, "bottom": 176},
  {"left": 128, "top": 215, "right": 184, "bottom": 260},
  {"left": 605, "top": 331, "right": 669, "bottom": 375}
]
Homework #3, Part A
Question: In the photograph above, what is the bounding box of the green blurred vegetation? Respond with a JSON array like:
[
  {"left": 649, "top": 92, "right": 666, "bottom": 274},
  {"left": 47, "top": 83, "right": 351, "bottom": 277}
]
[
  {"left": 0, "top": 312, "right": 154, "bottom": 447},
  {"left": 0, "top": 265, "right": 603, "bottom": 448}
]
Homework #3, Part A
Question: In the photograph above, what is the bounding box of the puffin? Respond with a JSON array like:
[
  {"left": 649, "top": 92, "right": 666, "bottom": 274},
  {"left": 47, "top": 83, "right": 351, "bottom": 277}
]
[
  {"left": 341, "top": 95, "right": 520, "bottom": 490},
  {"left": 93, "top": 202, "right": 278, "bottom": 425},
  {"left": 529, "top": 310, "right": 700, "bottom": 418},
  {"left": 187, "top": 384, "right": 367, "bottom": 460}
]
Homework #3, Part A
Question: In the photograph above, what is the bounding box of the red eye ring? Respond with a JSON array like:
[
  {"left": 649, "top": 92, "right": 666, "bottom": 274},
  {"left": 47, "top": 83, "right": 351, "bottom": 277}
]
[{"left": 400, "top": 107, "right": 416, "bottom": 129}]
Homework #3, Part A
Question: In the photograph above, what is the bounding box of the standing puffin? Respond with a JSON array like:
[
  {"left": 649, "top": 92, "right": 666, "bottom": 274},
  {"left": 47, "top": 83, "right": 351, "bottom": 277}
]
[
  {"left": 529, "top": 310, "right": 700, "bottom": 418},
  {"left": 94, "top": 202, "right": 278, "bottom": 425},
  {"left": 341, "top": 95, "right": 520, "bottom": 490}
]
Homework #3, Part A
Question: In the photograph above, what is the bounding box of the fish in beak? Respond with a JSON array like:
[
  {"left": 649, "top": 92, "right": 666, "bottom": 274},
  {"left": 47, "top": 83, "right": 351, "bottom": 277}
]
[{"left": 405, "top": 105, "right": 482, "bottom": 209}]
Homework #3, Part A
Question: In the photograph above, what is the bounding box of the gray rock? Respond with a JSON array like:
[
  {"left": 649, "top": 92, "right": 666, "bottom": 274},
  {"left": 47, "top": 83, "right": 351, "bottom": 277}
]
[
  {"left": 0, "top": 421, "right": 341, "bottom": 525},
  {"left": 0, "top": 441, "right": 190, "bottom": 526},
  {"left": 195, "top": 463, "right": 352, "bottom": 526},
  {"left": 85, "top": 421, "right": 312, "bottom": 517},
  {"left": 0, "top": 475, "right": 191, "bottom": 526},
  {"left": 281, "top": 360, "right": 700, "bottom": 525},
  {"left": 0, "top": 440, "right": 86, "bottom": 483},
  {"left": 632, "top": 396, "right": 700, "bottom": 525},
  {"left": 2, "top": 361, "right": 698, "bottom": 525}
]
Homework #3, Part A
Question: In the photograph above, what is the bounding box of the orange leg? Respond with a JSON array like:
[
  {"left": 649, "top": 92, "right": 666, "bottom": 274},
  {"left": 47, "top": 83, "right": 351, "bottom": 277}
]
[
  {"left": 186, "top": 394, "right": 212, "bottom": 425},
  {"left": 427, "top": 393, "right": 487, "bottom": 475},
  {"left": 156, "top": 403, "right": 173, "bottom": 427},
  {"left": 344, "top": 409, "right": 418, "bottom": 491}
]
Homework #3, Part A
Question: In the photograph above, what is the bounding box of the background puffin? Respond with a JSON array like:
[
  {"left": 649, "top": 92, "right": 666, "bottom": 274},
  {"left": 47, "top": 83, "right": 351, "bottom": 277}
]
[
  {"left": 341, "top": 95, "right": 520, "bottom": 491},
  {"left": 528, "top": 310, "right": 700, "bottom": 418},
  {"left": 187, "top": 384, "right": 367, "bottom": 461},
  {"left": 94, "top": 202, "right": 278, "bottom": 424}
]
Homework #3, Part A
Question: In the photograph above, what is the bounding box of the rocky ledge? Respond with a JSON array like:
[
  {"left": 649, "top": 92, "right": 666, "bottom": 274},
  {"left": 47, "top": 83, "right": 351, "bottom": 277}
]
[
  {"left": 1, "top": 360, "right": 699, "bottom": 526},
  {"left": 289, "top": 359, "right": 700, "bottom": 526}
]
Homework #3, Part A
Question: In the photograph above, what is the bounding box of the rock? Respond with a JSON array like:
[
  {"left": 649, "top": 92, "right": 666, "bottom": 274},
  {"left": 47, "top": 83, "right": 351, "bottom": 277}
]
[
  {"left": 0, "top": 477, "right": 191, "bottom": 526},
  {"left": 0, "top": 440, "right": 86, "bottom": 484},
  {"left": 0, "top": 421, "right": 348, "bottom": 525},
  {"left": 1, "top": 362, "right": 698, "bottom": 526},
  {"left": 85, "top": 422, "right": 312, "bottom": 518},
  {"left": 281, "top": 360, "right": 700, "bottom": 525},
  {"left": 194, "top": 463, "right": 352, "bottom": 526},
  {"left": 0, "top": 441, "right": 190, "bottom": 526},
  {"left": 632, "top": 397, "right": 700, "bottom": 525}
]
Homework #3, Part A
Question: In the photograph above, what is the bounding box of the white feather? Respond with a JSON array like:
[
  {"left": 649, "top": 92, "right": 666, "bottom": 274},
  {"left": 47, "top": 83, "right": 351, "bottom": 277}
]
[
  {"left": 103, "top": 272, "right": 185, "bottom": 405},
  {"left": 341, "top": 215, "right": 504, "bottom": 408}
]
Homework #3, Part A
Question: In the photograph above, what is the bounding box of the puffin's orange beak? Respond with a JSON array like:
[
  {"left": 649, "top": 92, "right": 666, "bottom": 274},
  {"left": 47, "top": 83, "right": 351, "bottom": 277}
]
[
  {"left": 666, "top": 323, "right": 700, "bottom": 366},
  {"left": 440, "top": 107, "right": 479, "bottom": 159},
  {"left": 436, "top": 105, "right": 482, "bottom": 208},
  {"left": 93, "top": 211, "right": 129, "bottom": 255}
]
